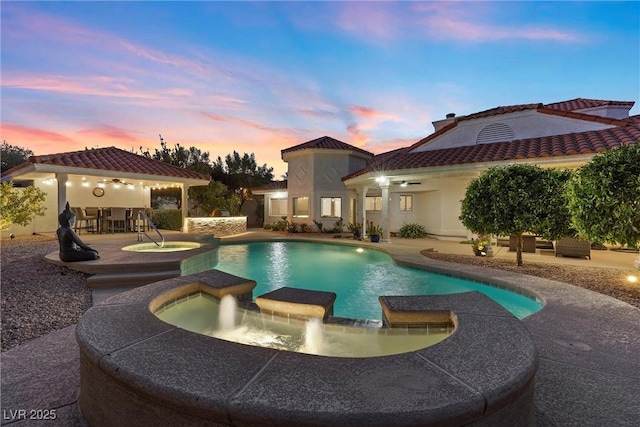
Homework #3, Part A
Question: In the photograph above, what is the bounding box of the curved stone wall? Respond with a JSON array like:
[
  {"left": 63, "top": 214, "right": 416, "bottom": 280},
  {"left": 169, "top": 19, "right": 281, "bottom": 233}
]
[{"left": 76, "top": 269, "right": 538, "bottom": 426}]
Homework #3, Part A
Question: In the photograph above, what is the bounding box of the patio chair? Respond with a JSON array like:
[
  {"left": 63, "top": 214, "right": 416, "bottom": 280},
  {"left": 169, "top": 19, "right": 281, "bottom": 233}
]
[
  {"left": 106, "top": 207, "right": 128, "bottom": 233},
  {"left": 129, "top": 208, "right": 150, "bottom": 232},
  {"left": 71, "top": 207, "right": 97, "bottom": 234},
  {"left": 555, "top": 237, "right": 591, "bottom": 259}
]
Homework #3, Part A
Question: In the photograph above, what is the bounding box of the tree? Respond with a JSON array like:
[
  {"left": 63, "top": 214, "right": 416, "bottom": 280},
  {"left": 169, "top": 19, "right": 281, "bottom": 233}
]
[
  {"left": 0, "top": 182, "right": 47, "bottom": 231},
  {"left": 568, "top": 142, "right": 640, "bottom": 251},
  {"left": 1, "top": 141, "right": 33, "bottom": 173},
  {"left": 139, "top": 135, "right": 213, "bottom": 175},
  {"left": 211, "top": 151, "right": 274, "bottom": 209},
  {"left": 459, "top": 164, "right": 572, "bottom": 266}
]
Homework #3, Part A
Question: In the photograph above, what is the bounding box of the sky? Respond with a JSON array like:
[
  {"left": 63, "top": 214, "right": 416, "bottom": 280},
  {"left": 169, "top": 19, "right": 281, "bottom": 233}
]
[{"left": 2, "top": 1, "right": 639, "bottom": 178}]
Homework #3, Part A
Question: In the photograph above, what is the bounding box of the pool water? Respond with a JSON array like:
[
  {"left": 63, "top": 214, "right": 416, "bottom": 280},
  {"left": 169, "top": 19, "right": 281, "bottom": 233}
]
[{"left": 214, "top": 241, "right": 542, "bottom": 320}]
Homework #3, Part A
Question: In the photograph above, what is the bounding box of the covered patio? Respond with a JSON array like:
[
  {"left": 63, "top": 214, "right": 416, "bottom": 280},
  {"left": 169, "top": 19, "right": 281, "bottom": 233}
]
[{"left": 1, "top": 146, "right": 211, "bottom": 237}]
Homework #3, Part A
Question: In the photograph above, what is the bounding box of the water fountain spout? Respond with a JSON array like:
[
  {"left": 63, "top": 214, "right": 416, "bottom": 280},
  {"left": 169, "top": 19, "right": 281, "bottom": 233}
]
[
  {"left": 219, "top": 295, "right": 237, "bottom": 330},
  {"left": 302, "top": 318, "right": 324, "bottom": 355}
]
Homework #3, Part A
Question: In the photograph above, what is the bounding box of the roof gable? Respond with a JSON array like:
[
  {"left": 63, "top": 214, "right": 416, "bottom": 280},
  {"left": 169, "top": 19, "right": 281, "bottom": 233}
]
[
  {"left": 343, "top": 117, "right": 640, "bottom": 181},
  {"left": 3, "top": 146, "right": 210, "bottom": 181},
  {"left": 281, "top": 136, "right": 373, "bottom": 157}
]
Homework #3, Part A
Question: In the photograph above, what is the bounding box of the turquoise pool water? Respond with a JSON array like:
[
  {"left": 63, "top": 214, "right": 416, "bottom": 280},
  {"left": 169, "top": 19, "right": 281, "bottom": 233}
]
[{"left": 214, "top": 241, "right": 542, "bottom": 320}]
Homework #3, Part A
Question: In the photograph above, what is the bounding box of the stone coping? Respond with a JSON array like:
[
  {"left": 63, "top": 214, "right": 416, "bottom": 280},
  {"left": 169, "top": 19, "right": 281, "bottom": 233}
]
[
  {"left": 76, "top": 269, "right": 538, "bottom": 427},
  {"left": 255, "top": 287, "right": 337, "bottom": 320}
]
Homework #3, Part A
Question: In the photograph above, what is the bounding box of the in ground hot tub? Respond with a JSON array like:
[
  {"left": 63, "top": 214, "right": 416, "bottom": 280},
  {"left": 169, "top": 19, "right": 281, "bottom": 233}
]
[
  {"left": 77, "top": 269, "right": 538, "bottom": 427},
  {"left": 122, "top": 241, "right": 202, "bottom": 252}
]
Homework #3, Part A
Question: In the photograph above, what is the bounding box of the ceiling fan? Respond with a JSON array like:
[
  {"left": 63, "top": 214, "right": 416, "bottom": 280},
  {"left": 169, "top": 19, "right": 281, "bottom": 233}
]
[{"left": 101, "top": 178, "right": 134, "bottom": 186}]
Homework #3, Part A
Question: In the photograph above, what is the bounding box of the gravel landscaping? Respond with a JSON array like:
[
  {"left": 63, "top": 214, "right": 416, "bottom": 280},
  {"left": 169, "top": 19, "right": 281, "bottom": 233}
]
[
  {"left": 1, "top": 235, "right": 638, "bottom": 352},
  {"left": 1, "top": 235, "right": 91, "bottom": 352},
  {"left": 421, "top": 250, "right": 640, "bottom": 309}
]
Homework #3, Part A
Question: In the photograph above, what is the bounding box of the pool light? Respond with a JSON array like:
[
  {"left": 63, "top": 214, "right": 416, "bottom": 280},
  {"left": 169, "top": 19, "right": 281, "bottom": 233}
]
[{"left": 356, "top": 248, "right": 364, "bottom": 253}]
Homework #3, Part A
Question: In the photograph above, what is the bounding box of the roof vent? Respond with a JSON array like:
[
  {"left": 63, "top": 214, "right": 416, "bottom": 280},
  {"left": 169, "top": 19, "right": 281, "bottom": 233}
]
[
  {"left": 476, "top": 122, "right": 515, "bottom": 144},
  {"left": 446, "top": 113, "right": 456, "bottom": 118}
]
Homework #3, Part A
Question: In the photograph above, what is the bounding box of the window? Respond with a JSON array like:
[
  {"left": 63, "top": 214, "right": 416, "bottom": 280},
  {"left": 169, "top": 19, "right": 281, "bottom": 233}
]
[
  {"left": 366, "top": 196, "right": 382, "bottom": 211},
  {"left": 293, "top": 196, "right": 309, "bottom": 217},
  {"left": 269, "top": 198, "right": 287, "bottom": 216},
  {"left": 400, "top": 195, "right": 413, "bottom": 211},
  {"left": 320, "top": 197, "right": 341, "bottom": 217}
]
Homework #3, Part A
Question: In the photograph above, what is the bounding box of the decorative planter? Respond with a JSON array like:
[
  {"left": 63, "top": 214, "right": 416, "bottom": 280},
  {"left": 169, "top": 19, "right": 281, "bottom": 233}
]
[
  {"left": 354, "top": 230, "right": 362, "bottom": 240},
  {"left": 370, "top": 235, "right": 380, "bottom": 243}
]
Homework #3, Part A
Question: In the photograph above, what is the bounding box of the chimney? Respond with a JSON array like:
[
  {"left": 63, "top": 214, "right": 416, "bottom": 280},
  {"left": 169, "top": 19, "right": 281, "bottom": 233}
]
[{"left": 432, "top": 113, "right": 457, "bottom": 132}]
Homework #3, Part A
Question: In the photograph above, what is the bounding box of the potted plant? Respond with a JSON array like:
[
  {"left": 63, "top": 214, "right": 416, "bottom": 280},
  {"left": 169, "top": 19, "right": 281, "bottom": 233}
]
[
  {"left": 348, "top": 222, "right": 362, "bottom": 239},
  {"left": 367, "top": 221, "right": 382, "bottom": 243},
  {"left": 471, "top": 235, "right": 489, "bottom": 256}
]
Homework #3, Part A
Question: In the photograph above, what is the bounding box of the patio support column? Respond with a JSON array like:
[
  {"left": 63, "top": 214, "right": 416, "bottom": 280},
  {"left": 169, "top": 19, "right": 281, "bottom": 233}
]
[
  {"left": 181, "top": 184, "right": 189, "bottom": 232},
  {"left": 56, "top": 173, "right": 68, "bottom": 215},
  {"left": 380, "top": 181, "right": 390, "bottom": 243},
  {"left": 358, "top": 185, "right": 368, "bottom": 238}
]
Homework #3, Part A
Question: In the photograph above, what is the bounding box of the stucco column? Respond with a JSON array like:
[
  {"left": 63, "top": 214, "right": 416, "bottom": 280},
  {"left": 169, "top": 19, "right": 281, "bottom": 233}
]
[
  {"left": 181, "top": 184, "right": 189, "bottom": 232},
  {"left": 56, "top": 173, "right": 68, "bottom": 216},
  {"left": 358, "top": 185, "right": 368, "bottom": 238},
  {"left": 380, "top": 181, "right": 390, "bottom": 242}
]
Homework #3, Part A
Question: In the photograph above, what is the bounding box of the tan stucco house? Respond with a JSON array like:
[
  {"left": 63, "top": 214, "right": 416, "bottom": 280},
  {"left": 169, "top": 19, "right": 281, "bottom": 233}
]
[
  {"left": 1, "top": 146, "right": 210, "bottom": 236},
  {"left": 254, "top": 98, "right": 640, "bottom": 241}
]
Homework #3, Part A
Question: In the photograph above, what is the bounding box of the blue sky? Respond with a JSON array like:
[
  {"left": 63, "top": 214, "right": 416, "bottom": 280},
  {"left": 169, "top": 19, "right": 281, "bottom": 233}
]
[{"left": 2, "top": 1, "right": 639, "bottom": 177}]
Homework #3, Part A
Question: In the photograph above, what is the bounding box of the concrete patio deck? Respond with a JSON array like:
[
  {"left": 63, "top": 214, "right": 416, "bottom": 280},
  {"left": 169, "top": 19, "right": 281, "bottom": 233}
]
[{"left": 1, "top": 230, "right": 639, "bottom": 426}]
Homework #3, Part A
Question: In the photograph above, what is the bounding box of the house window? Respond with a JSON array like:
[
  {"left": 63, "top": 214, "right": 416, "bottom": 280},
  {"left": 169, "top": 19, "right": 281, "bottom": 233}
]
[
  {"left": 269, "top": 198, "right": 287, "bottom": 216},
  {"left": 321, "top": 197, "right": 341, "bottom": 217},
  {"left": 293, "top": 196, "right": 309, "bottom": 217},
  {"left": 366, "top": 196, "right": 382, "bottom": 211},
  {"left": 400, "top": 195, "right": 413, "bottom": 211}
]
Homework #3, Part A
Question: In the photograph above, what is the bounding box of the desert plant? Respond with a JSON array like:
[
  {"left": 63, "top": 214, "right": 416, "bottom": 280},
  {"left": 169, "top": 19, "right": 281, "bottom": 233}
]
[
  {"left": 0, "top": 182, "right": 47, "bottom": 231},
  {"left": 399, "top": 223, "right": 427, "bottom": 239}
]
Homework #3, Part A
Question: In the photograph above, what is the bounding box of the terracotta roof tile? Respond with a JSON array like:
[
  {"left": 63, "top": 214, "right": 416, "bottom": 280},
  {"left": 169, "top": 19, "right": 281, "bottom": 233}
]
[
  {"left": 543, "top": 98, "right": 635, "bottom": 112},
  {"left": 282, "top": 136, "right": 373, "bottom": 157},
  {"left": 252, "top": 180, "right": 288, "bottom": 192},
  {"left": 457, "top": 103, "right": 542, "bottom": 122},
  {"left": 344, "top": 123, "right": 640, "bottom": 180},
  {"left": 21, "top": 146, "right": 210, "bottom": 181}
]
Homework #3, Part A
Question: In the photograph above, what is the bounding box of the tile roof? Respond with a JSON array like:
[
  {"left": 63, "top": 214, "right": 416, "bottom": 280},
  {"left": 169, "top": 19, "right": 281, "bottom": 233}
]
[
  {"left": 544, "top": 98, "right": 636, "bottom": 112},
  {"left": 343, "top": 117, "right": 640, "bottom": 180},
  {"left": 4, "top": 146, "right": 210, "bottom": 181},
  {"left": 281, "top": 136, "right": 373, "bottom": 157},
  {"left": 252, "top": 180, "right": 288, "bottom": 192},
  {"left": 407, "top": 98, "right": 634, "bottom": 153},
  {"left": 457, "top": 103, "right": 543, "bottom": 121}
]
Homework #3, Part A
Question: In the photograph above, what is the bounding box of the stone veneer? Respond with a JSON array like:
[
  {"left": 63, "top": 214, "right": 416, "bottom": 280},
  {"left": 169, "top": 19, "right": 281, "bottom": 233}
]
[
  {"left": 184, "top": 217, "right": 247, "bottom": 237},
  {"left": 77, "top": 269, "right": 538, "bottom": 427}
]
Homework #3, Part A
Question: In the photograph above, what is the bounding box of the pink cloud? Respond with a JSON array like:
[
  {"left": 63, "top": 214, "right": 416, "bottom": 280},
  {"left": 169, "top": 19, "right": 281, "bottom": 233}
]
[
  {"left": 200, "top": 112, "right": 302, "bottom": 136},
  {"left": 335, "top": 2, "right": 399, "bottom": 40},
  {"left": 413, "top": 2, "right": 583, "bottom": 43},
  {"left": 76, "top": 125, "right": 140, "bottom": 143},
  {"left": 1, "top": 123, "right": 74, "bottom": 143}
]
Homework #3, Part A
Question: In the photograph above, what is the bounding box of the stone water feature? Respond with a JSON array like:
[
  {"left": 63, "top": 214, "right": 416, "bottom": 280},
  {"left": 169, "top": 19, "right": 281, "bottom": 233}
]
[{"left": 76, "top": 269, "right": 538, "bottom": 426}]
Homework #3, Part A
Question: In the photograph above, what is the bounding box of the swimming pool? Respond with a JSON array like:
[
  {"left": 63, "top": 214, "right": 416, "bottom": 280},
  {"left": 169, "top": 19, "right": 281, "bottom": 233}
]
[{"left": 214, "top": 241, "right": 542, "bottom": 320}]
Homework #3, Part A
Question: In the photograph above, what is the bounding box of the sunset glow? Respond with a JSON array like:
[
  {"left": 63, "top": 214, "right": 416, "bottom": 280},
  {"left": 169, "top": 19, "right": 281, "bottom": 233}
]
[{"left": 2, "top": 1, "right": 638, "bottom": 177}]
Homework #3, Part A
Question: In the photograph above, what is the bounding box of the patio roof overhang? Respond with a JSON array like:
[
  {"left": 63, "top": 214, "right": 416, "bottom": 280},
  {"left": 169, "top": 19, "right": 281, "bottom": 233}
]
[{"left": 342, "top": 154, "right": 595, "bottom": 190}]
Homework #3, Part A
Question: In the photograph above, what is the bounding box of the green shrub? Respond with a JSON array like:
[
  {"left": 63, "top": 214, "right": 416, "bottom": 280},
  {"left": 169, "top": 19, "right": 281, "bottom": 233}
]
[
  {"left": 399, "top": 223, "right": 427, "bottom": 239},
  {"left": 300, "top": 223, "right": 310, "bottom": 233},
  {"left": 263, "top": 223, "right": 273, "bottom": 230},
  {"left": 287, "top": 222, "right": 299, "bottom": 233},
  {"left": 151, "top": 209, "right": 182, "bottom": 230}
]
